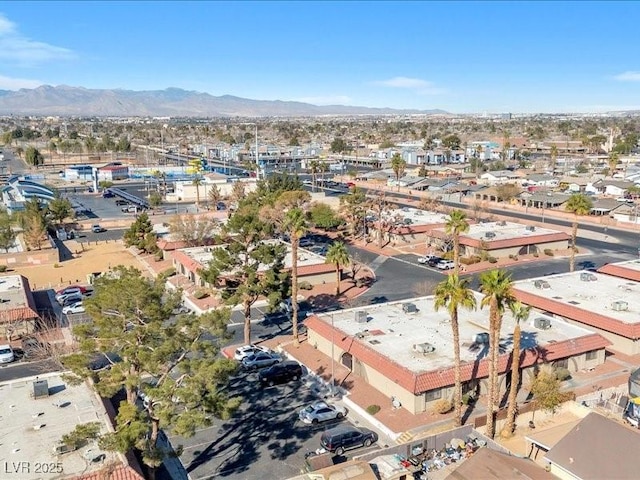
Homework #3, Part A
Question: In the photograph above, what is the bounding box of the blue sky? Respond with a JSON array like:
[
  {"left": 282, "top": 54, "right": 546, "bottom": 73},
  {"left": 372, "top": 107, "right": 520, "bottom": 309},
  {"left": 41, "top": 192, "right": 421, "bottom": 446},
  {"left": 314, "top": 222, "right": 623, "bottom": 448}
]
[{"left": 1, "top": 1, "right": 640, "bottom": 113}]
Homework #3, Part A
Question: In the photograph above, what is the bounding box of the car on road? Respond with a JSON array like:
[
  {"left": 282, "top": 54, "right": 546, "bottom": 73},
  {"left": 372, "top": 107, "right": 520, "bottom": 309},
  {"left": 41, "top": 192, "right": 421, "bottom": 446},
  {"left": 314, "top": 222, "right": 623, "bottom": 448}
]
[
  {"left": 417, "top": 254, "right": 438, "bottom": 264},
  {"left": 242, "top": 351, "right": 281, "bottom": 369},
  {"left": 320, "top": 425, "right": 378, "bottom": 455},
  {"left": 258, "top": 360, "right": 303, "bottom": 386},
  {"left": 62, "top": 302, "right": 85, "bottom": 315},
  {"left": 91, "top": 224, "right": 106, "bottom": 233},
  {"left": 234, "top": 344, "right": 271, "bottom": 361},
  {"left": 436, "top": 260, "right": 455, "bottom": 270},
  {"left": 299, "top": 401, "right": 347, "bottom": 424},
  {"left": 0, "top": 344, "right": 15, "bottom": 364}
]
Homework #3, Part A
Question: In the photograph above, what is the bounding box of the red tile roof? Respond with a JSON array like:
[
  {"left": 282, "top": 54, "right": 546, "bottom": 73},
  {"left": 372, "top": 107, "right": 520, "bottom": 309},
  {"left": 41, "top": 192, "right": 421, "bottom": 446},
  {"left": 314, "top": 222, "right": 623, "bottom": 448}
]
[
  {"left": 429, "top": 230, "right": 570, "bottom": 250},
  {"left": 73, "top": 464, "right": 145, "bottom": 480},
  {"left": 512, "top": 289, "right": 640, "bottom": 340},
  {"left": 298, "top": 263, "right": 335, "bottom": 276},
  {"left": 0, "top": 275, "right": 39, "bottom": 324},
  {"left": 305, "top": 315, "right": 610, "bottom": 395},
  {"left": 171, "top": 250, "right": 202, "bottom": 273},
  {"left": 157, "top": 237, "right": 217, "bottom": 252},
  {"left": 598, "top": 264, "right": 640, "bottom": 282}
]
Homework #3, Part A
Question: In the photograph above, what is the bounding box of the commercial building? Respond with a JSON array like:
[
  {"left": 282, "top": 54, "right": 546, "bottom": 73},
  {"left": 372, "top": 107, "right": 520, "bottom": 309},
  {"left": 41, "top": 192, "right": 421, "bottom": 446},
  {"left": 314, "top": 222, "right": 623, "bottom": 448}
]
[
  {"left": 0, "top": 373, "right": 144, "bottom": 480},
  {"left": 0, "top": 274, "right": 40, "bottom": 339},
  {"left": 171, "top": 240, "right": 335, "bottom": 289},
  {"left": 512, "top": 270, "right": 640, "bottom": 355},
  {"left": 305, "top": 295, "right": 608, "bottom": 414},
  {"left": 428, "top": 220, "right": 570, "bottom": 259},
  {"left": 0, "top": 176, "right": 56, "bottom": 214},
  {"left": 97, "top": 164, "right": 129, "bottom": 181},
  {"left": 169, "top": 174, "right": 257, "bottom": 202}
]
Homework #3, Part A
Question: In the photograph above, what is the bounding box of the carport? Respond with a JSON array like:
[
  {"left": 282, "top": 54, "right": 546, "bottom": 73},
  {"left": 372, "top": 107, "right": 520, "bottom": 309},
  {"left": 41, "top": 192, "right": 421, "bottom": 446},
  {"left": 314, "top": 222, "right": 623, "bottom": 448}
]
[{"left": 107, "top": 188, "right": 150, "bottom": 209}]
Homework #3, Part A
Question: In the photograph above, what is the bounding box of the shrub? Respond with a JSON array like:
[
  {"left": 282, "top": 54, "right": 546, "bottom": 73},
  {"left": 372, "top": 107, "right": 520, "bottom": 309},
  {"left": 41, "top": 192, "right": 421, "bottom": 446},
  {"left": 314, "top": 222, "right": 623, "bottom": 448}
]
[
  {"left": 469, "top": 255, "right": 482, "bottom": 264},
  {"left": 544, "top": 249, "right": 554, "bottom": 256},
  {"left": 161, "top": 267, "right": 176, "bottom": 278},
  {"left": 533, "top": 252, "right": 539, "bottom": 258},
  {"left": 432, "top": 398, "right": 453, "bottom": 414},
  {"left": 555, "top": 367, "right": 572, "bottom": 381},
  {"left": 154, "top": 251, "right": 164, "bottom": 262},
  {"left": 0, "top": 265, "right": 7, "bottom": 272},
  {"left": 366, "top": 404, "right": 381, "bottom": 415},
  {"left": 460, "top": 257, "right": 473, "bottom": 265},
  {"left": 53, "top": 263, "right": 61, "bottom": 268},
  {"left": 488, "top": 256, "right": 498, "bottom": 264},
  {"left": 298, "top": 280, "right": 313, "bottom": 290},
  {"left": 193, "top": 289, "right": 209, "bottom": 300}
]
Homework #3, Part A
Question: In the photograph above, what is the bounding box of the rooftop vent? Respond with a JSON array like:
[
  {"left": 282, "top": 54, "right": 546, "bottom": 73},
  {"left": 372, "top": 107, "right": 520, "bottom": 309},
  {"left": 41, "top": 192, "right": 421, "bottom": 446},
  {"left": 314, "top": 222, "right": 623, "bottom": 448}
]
[
  {"left": 354, "top": 311, "right": 368, "bottom": 323},
  {"left": 534, "top": 317, "right": 552, "bottom": 330},
  {"left": 402, "top": 303, "right": 418, "bottom": 314},
  {"left": 413, "top": 343, "right": 436, "bottom": 355},
  {"left": 485, "top": 232, "right": 496, "bottom": 239},
  {"left": 472, "top": 332, "right": 490, "bottom": 344},
  {"left": 580, "top": 272, "right": 597, "bottom": 282},
  {"left": 498, "top": 221, "right": 507, "bottom": 226},
  {"left": 526, "top": 225, "right": 536, "bottom": 232},
  {"left": 611, "top": 300, "right": 629, "bottom": 312},
  {"left": 534, "top": 279, "right": 551, "bottom": 290}
]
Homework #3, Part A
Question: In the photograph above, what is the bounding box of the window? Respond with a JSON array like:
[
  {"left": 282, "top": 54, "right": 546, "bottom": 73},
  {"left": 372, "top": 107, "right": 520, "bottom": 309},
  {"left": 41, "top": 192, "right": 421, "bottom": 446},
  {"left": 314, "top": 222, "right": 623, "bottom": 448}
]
[
  {"left": 553, "top": 358, "right": 569, "bottom": 369},
  {"left": 425, "top": 389, "right": 442, "bottom": 402},
  {"left": 586, "top": 350, "right": 598, "bottom": 361}
]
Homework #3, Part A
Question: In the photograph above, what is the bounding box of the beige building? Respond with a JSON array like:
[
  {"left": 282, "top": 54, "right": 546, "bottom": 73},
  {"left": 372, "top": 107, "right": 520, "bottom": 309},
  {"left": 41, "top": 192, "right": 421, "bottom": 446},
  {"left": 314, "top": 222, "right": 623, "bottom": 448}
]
[
  {"left": 513, "top": 267, "right": 640, "bottom": 355},
  {"left": 305, "top": 296, "right": 608, "bottom": 414},
  {"left": 0, "top": 275, "right": 40, "bottom": 339},
  {"left": 169, "top": 174, "right": 257, "bottom": 202}
]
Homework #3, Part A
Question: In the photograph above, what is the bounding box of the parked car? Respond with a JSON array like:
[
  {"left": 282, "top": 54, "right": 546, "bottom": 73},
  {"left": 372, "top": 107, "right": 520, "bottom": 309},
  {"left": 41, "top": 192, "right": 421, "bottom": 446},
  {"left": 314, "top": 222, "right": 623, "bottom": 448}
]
[
  {"left": 417, "top": 254, "right": 437, "bottom": 264},
  {"left": 0, "top": 344, "right": 15, "bottom": 364},
  {"left": 299, "top": 401, "right": 347, "bottom": 424},
  {"left": 122, "top": 205, "right": 138, "bottom": 213},
  {"left": 258, "top": 360, "right": 303, "bottom": 386},
  {"left": 61, "top": 293, "right": 84, "bottom": 307},
  {"left": 115, "top": 199, "right": 128, "bottom": 206},
  {"left": 216, "top": 202, "right": 226, "bottom": 211},
  {"left": 234, "top": 344, "right": 271, "bottom": 361},
  {"left": 62, "top": 302, "right": 85, "bottom": 315},
  {"left": 300, "top": 238, "right": 314, "bottom": 248},
  {"left": 102, "top": 190, "right": 114, "bottom": 198},
  {"left": 21, "top": 337, "right": 51, "bottom": 360},
  {"left": 436, "top": 260, "right": 455, "bottom": 270},
  {"left": 56, "top": 288, "right": 84, "bottom": 304},
  {"left": 241, "top": 351, "right": 281, "bottom": 369},
  {"left": 427, "top": 257, "right": 444, "bottom": 267},
  {"left": 56, "top": 285, "right": 89, "bottom": 296},
  {"left": 320, "top": 425, "right": 378, "bottom": 455},
  {"left": 91, "top": 224, "right": 106, "bottom": 233}
]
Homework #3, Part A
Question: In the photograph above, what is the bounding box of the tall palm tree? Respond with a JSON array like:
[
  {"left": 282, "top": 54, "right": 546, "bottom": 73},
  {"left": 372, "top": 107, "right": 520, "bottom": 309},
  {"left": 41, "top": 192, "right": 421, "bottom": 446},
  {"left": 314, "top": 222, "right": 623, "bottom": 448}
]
[
  {"left": 607, "top": 152, "right": 619, "bottom": 178},
  {"left": 502, "top": 301, "right": 531, "bottom": 438},
  {"left": 550, "top": 145, "right": 558, "bottom": 175},
  {"left": 391, "top": 153, "right": 406, "bottom": 192},
  {"left": 479, "top": 269, "right": 515, "bottom": 439},
  {"left": 192, "top": 176, "right": 202, "bottom": 210},
  {"left": 564, "top": 193, "right": 593, "bottom": 272},
  {"left": 309, "top": 160, "right": 320, "bottom": 192},
  {"left": 434, "top": 274, "right": 477, "bottom": 426},
  {"left": 325, "top": 242, "right": 350, "bottom": 296},
  {"left": 445, "top": 210, "right": 469, "bottom": 275},
  {"left": 283, "top": 207, "right": 307, "bottom": 346}
]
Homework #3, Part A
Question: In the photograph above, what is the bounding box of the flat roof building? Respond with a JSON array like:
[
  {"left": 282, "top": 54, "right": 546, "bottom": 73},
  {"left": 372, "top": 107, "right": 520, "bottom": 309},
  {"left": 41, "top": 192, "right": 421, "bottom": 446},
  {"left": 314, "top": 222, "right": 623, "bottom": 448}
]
[
  {"left": 0, "top": 373, "right": 144, "bottom": 480},
  {"left": 0, "top": 274, "right": 39, "bottom": 339},
  {"left": 428, "top": 220, "right": 570, "bottom": 259},
  {"left": 512, "top": 270, "right": 640, "bottom": 355},
  {"left": 305, "top": 295, "right": 608, "bottom": 414}
]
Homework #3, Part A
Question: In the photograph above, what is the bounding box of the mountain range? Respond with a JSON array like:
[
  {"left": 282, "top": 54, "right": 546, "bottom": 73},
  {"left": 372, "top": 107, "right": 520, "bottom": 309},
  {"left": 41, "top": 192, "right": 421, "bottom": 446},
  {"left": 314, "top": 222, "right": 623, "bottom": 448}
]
[{"left": 0, "top": 85, "right": 448, "bottom": 117}]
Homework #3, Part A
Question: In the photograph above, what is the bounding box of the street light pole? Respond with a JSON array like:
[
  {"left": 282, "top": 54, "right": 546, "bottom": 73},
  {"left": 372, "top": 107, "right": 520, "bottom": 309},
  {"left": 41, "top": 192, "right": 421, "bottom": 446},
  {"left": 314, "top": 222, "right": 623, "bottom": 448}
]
[
  {"left": 255, "top": 124, "right": 259, "bottom": 180},
  {"left": 330, "top": 313, "right": 335, "bottom": 396}
]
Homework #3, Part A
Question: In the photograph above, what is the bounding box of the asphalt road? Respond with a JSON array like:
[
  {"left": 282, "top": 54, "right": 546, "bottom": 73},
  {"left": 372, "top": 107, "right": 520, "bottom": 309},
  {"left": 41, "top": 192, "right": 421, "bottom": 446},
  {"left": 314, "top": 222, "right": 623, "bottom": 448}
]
[{"left": 0, "top": 359, "right": 61, "bottom": 382}]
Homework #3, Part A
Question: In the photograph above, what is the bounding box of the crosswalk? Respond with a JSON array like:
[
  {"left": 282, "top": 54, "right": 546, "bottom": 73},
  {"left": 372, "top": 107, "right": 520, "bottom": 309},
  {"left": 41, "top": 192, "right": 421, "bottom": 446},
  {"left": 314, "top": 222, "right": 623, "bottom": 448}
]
[{"left": 368, "top": 254, "right": 388, "bottom": 272}]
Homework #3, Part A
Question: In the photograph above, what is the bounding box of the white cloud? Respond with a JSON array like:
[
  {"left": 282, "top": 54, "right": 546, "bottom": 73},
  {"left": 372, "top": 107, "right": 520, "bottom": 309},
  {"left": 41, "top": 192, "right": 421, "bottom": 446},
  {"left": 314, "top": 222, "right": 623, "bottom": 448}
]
[
  {"left": 613, "top": 71, "right": 640, "bottom": 82},
  {"left": 0, "top": 74, "right": 43, "bottom": 90},
  {"left": 372, "top": 76, "right": 446, "bottom": 95},
  {"left": 0, "top": 13, "right": 75, "bottom": 66},
  {"left": 294, "top": 95, "right": 353, "bottom": 105}
]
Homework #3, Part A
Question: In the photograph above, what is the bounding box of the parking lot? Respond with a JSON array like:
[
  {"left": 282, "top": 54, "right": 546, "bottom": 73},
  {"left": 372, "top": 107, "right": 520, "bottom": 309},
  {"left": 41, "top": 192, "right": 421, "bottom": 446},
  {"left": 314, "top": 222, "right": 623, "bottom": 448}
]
[{"left": 165, "top": 366, "right": 379, "bottom": 480}]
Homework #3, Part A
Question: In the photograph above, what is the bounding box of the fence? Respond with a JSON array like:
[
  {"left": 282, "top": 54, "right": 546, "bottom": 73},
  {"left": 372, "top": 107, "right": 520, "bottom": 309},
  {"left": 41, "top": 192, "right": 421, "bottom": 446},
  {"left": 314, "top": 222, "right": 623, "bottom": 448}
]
[{"left": 576, "top": 385, "right": 628, "bottom": 417}]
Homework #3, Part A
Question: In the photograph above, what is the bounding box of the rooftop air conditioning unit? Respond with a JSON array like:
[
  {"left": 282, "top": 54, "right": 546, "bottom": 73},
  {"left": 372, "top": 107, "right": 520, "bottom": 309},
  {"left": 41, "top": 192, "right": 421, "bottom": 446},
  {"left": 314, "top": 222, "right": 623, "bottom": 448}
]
[
  {"left": 33, "top": 380, "right": 49, "bottom": 399},
  {"left": 580, "top": 272, "right": 597, "bottom": 282},
  {"left": 355, "top": 311, "right": 368, "bottom": 323},
  {"left": 534, "top": 317, "right": 552, "bottom": 330},
  {"left": 534, "top": 280, "right": 551, "bottom": 289},
  {"left": 485, "top": 232, "right": 496, "bottom": 239},
  {"left": 413, "top": 343, "right": 436, "bottom": 354},
  {"left": 402, "top": 303, "right": 418, "bottom": 314},
  {"left": 611, "top": 300, "right": 629, "bottom": 312},
  {"left": 526, "top": 225, "right": 536, "bottom": 232},
  {"left": 472, "top": 332, "right": 490, "bottom": 344}
]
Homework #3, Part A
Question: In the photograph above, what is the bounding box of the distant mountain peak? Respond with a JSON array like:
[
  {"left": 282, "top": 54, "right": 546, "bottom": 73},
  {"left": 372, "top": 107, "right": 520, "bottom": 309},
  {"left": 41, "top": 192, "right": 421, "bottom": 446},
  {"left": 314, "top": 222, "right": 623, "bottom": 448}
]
[{"left": 0, "top": 84, "right": 449, "bottom": 117}]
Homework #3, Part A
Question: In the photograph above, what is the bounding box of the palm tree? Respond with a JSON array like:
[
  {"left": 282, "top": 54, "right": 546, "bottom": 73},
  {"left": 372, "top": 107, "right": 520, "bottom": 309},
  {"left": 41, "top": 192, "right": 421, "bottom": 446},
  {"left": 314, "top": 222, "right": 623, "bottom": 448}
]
[
  {"left": 434, "top": 274, "right": 477, "bottom": 426},
  {"left": 192, "top": 176, "right": 202, "bottom": 210},
  {"left": 445, "top": 210, "right": 469, "bottom": 275},
  {"left": 502, "top": 301, "right": 531, "bottom": 438},
  {"left": 479, "top": 269, "right": 515, "bottom": 439},
  {"left": 283, "top": 207, "right": 307, "bottom": 346},
  {"left": 309, "top": 160, "right": 320, "bottom": 192},
  {"left": 391, "top": 153, "right": 406, "bottom": 192},
  {"left": 550, "top": 145, "right": 558, "bottom": 175},
  {"left": 564, "top": 193, "right": 593, "bottom": 272},
  {"left": 325, "top": 242, "right": 350, "bottom": 296},
  {"left": 607, "top": 152, "right": 619, "bottom": 178}
]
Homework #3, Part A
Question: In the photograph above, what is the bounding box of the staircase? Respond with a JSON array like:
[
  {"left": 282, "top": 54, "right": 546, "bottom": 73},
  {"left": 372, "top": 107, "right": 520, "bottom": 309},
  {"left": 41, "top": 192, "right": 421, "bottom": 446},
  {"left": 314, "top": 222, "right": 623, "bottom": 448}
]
[{"left": 396, "top": 430, "right": 415, "bottom": 444}]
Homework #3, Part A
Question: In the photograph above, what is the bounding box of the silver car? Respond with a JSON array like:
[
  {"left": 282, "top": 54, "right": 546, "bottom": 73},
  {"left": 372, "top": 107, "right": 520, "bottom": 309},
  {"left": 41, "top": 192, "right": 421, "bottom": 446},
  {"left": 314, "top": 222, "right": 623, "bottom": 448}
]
[
  {"left": 241, "top": 351, "right": 281, "bottom": 369},
  {"left": 299, "top": 401, "right": 347, "bottom": 424}
]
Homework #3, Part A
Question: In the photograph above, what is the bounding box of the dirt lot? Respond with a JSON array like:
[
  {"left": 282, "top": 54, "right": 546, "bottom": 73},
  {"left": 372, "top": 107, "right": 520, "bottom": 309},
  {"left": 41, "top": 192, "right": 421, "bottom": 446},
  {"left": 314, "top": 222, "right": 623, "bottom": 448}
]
[{"left": 5, "top": 240, "right": 146, "bottom": 291}]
